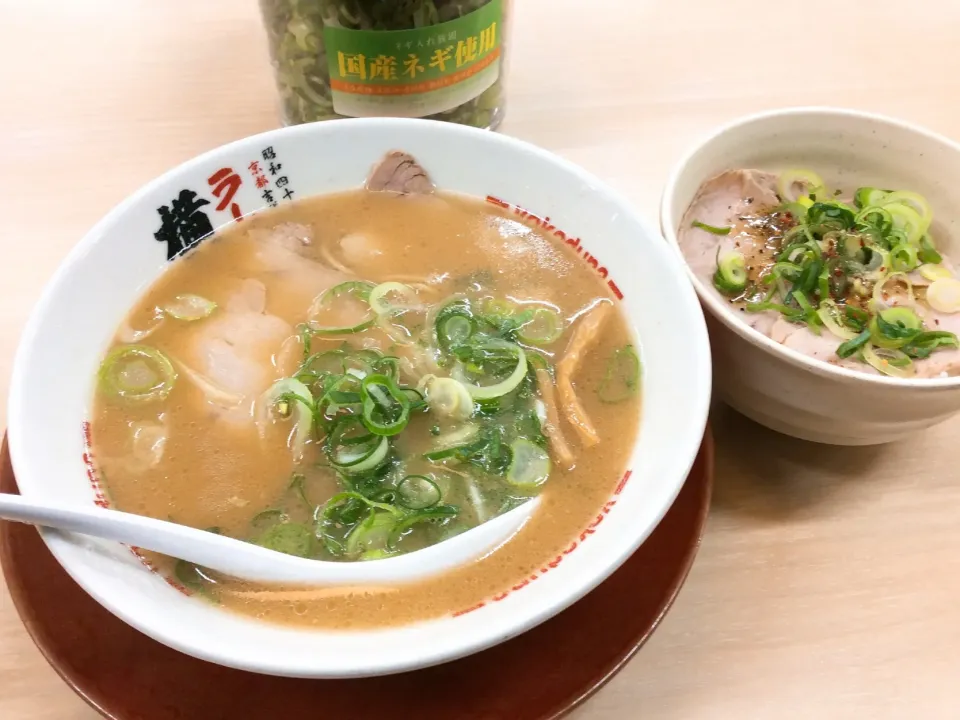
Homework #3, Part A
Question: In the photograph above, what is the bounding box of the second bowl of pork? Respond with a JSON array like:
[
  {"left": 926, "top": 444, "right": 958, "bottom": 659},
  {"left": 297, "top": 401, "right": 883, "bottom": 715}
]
[{"left": 661, "top": 107, "right": 960, "bottom": 445}]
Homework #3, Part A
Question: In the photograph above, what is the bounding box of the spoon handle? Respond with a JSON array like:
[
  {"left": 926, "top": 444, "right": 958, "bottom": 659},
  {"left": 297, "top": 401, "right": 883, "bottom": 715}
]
[
  {"left": 0, "top": 492, "right": 540, "bottom": 585},
  {"left": 0, "top": 492, "right": 202, "bottom": 557},
  {"left": 0, "top": 492, "right": 318, "bottom": 582}
]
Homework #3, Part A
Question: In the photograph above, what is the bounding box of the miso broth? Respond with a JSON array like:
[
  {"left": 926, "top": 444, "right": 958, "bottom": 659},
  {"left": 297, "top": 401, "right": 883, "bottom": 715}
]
[{"left": 90, "top": 159, "right": 641, "bottom": 629}]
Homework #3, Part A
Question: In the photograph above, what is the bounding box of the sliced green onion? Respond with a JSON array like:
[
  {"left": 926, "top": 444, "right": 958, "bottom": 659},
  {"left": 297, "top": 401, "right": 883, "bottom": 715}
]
[
  {"left": 598, "top": 344, "right": 641, "bottom": 403},
  {"left": 396, "top": 475, "right": 442, "bottom": 510},
  {"left": 805, "top": 202, "right": 856, "bottom": 231},
  {"left": 779, "top": 201, "right": 808, "bottom": 220},
  {"left": 289, "top": 473, "right": 309, "bottom": 508},
  {"left": 386, "top": 505, "right": 459, "bottom": 550},
  {"left": 855, "top": 205, "right": 893, "bottom": 232},
  {"left": 483, "top": 298, "right": 518, "bottom": 318},
  {"left": 918, "top": 263, "right": 953, "bottom": 282},
  {"left": 795, "top": 258, "right": 823, "bottom": 294},
  {"left": 345, "top": 436, "right": 389, "bottom": 473},
  {"left": 174, "top": 560, "right": 210, "bottom": 590},
  {"left": 872, "top": 272, "right": 914, "bottom": 307},
  {"left": 817, "top": 262, "right": 832, "bottom": 300},
  {"left": 325, "top": 416, "right": 390, "bottom": 473},
  {"left": 927, "top": 278, "right": 960, "bottom": 314},
  {"left": 256, "top": 378, "right": 313, "bottom": 460},
  {"left": 691, "top": 220, "right": 732, "bottom": 235},
  {"left": 918, "top": 235, "right": 942, "bottom": 265},
  {"left": 844, "top": 305, "right": 870, "bottom": 330},
  {"left": 344, "top": 510, "right": 396, "bottom": 557},
  {"left": 878, "top": 191, "right": 932, "bottom": 228},
  {"left": 863, "top": 344, "right": 915, "bottom": 378},
  {"left": 869, "top": 307, "right": 922, "bottom": 349},
  {"left": 864, "top": 247, "right": 891, "bottom": 282},
  {"left": 253, "top": 522, "right": 314, "bottom": 558},
  {"left": 452, "top": 340, "right": 527, "bottom": 400},
  {"left": 807, "top": 184, "right": 832, "bottom": 203},
  {"left": 250, "top": 508, "right": 285, "bottom": 529},
  {"left": 713, "top": 250, "right": 748, "bottom": 295},
  {"left": 307, "top": 281, "right": 376, "bottom": 335},
  {"left": 506, "top": 439, "right": 551, "bottom": 490},
  {"left": 778, "top": 169, "right": 825, "bottom": 203},
  {"left": 98, "top": 345, "right": 177, "bottom": 404},
  {"left": 439, "top": 315, "right": 473, "bottom": 349},
  {"left": 890, "top": 243, "right": 919, "bottom": 272},
  {"left": 517, "top": 307, "right": 564, "bottom": 345},
  {"left": 792, "top": 291, "right": 821, "bottom": 333},
  {"left": 162, "top": 294, "right": 217, "bottom": 321},
  {"left": 372, "top": 355, "right": 401, "bottom": 382},
  {"left": 424, "top": 424, "right": 481, "bottom": 462},
  {"left": 880, "top": 306, "right": 922, "bottom": 329},
  {"left": 772, "top": 260, "right": 804, "bottom": 278},
  {"left": 401, "top": 387, "right": 427, "bottom": 411},
  {"left": 424, "top": 376, "right": 474, "bottom": 420},
  {"left": 816, "top": 301, "right": 858, "bottom": 340},
  {"left": 884, "top": 203, "right": 924, "bottom": 245},
  {"left": 745, "top": 299, "right": 804, "bottom": 320},
  {"left": 368, "top": 282, "right": 420, "bottom": 315},
  {"left": 902, "top": 330, "right": 960, "bottom": 358},
  {"left": 854, "top": 187, "right": 888, "bottom": 209},
  {"left": 317, "top": 368, "right": 362, "bottom": 401},
  {"left": 359, "top": 373, "right": 410, "bottom": 436},
  {"left": 836, "top": 329, "right": 872, "bottom": 358},
  {"left": 435, "top": 299, "right": 476, "bottom": 350},
  {"left": 297, "top": 348, "right": 350, "bottom": 380},
  {"left": 320, "top": 493, "right": 403, "bottom": 556},
  {"left": 840, "top": 233, "right": 863, "bottom": 258},
  {"left": 323, "top": 491, "right": 402, "bottom": 519}
]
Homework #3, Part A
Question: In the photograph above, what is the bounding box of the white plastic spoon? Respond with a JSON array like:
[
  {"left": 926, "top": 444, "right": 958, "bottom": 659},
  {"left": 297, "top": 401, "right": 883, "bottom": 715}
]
[{"left": 0, "top": 493, "right": 537, "bottom": 585}]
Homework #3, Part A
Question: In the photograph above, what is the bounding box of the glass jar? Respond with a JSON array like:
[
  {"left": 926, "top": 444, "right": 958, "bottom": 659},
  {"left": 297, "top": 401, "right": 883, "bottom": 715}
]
[{"left": 258, "top": 0, "right": 509, "bottom": 129}]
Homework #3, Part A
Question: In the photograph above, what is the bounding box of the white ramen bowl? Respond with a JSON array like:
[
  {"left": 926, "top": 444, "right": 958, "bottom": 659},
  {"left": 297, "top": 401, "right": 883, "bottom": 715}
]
[
  {"left": 9, "top": 118, "right": 711, "bottom": 678},
  {"left": 661, "top": 107, "right": 960, "bottom": 446}
]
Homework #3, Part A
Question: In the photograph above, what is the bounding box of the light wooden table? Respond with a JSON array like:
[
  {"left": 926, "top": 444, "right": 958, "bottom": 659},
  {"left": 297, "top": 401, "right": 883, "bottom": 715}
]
[{"left": 3, "top": 1, "right": 960, "bottom": 717}]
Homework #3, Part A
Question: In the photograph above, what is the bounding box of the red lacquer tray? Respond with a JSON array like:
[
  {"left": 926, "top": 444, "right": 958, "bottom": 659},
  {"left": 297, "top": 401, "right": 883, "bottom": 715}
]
[{"left": 0, "top": 430, "right": 713, "bottom": 719}]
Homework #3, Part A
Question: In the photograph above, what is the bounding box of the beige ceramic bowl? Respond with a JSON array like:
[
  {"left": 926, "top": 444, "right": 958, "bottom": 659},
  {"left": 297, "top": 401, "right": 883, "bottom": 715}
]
[{"left": 661, "top": 107, "right": 960, "bottom": 445}]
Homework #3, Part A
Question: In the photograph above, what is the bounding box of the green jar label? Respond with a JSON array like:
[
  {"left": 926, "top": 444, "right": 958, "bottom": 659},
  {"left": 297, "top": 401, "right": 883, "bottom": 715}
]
[{"left": 323, "top": 0, "right": 502, "bottom": 118}]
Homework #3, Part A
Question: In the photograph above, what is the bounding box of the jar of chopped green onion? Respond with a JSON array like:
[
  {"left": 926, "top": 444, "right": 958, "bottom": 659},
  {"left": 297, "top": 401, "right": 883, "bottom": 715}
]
[{"left": 257, "top": 0, "right": 509, "bottom": 129}]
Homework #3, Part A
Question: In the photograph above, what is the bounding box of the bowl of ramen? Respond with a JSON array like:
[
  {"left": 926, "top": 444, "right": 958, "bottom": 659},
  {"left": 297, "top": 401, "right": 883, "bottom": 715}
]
[
  {"left": 662, "top": 106, "right": 960, "bottom": 445},
  {"left": 8, "top": 118, "right": 710, "bottom": 677}
]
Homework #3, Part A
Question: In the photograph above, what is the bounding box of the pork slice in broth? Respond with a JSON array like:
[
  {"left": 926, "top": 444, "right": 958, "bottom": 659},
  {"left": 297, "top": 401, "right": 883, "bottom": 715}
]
[
  {"left": 680, "top": 169, "right": 782, "bottom": 338},
  {"left": 178, "top": 280, "right": 292, "bottom": 422},
  {"left": 365, "top": 151, "right": 434, "bottom": 195},
  {"left": 248, "top": 222, "right": 348, "bottom": 311},
  {"left": 680, "top": 169, "right": 779, "bottom": 285}
]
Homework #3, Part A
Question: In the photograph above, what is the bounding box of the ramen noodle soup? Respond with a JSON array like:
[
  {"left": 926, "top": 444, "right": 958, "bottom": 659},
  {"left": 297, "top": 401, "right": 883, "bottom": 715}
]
[{"left": 90, "top": 152, "right": 641, "bottom": 629}]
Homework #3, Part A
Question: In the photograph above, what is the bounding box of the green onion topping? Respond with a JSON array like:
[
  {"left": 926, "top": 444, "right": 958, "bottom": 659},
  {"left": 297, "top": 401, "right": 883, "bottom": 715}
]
[
  {"left": 713, "top": 170, "right": 959, "bottom": 372},
  {"left": 713, "top": 250, "right": 748, "bottom": 295},
  {"left": 98, "top": 345, "right": 177, "bottom": 404},
  {"left": 692, "top": 220, "right": 732, "bottom": 235}
]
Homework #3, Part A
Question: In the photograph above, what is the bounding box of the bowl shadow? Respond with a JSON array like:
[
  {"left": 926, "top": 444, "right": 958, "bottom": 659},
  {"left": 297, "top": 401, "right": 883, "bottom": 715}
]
[{"left": 709, "top": 402, "right": 889, "bottom": 521}]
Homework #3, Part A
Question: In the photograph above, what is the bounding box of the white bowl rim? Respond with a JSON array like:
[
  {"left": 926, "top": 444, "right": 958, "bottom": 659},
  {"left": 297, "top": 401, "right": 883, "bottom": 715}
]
[
  {"left": 661, "top": 105, "right": 960, "bottom": 391},
  {"left": 7, "top": 117, "right": 713, "bottom": 677}
]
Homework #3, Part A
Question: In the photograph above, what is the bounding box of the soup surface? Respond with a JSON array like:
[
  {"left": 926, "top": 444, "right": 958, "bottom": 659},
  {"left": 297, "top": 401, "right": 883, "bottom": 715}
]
[
  {"left": 680, "top": 168, "right": 960, "bottom": 378},
  {"left": 90, "top": 154, "right": 640, "bottom": 628}
]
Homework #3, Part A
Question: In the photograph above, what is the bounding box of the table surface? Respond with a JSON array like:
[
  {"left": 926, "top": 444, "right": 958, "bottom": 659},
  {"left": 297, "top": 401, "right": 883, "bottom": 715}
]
[{"left": 4, "top": 1, "right": 960, "bottom": 718}]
